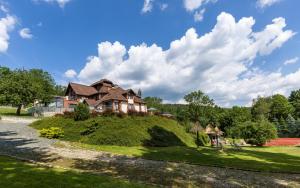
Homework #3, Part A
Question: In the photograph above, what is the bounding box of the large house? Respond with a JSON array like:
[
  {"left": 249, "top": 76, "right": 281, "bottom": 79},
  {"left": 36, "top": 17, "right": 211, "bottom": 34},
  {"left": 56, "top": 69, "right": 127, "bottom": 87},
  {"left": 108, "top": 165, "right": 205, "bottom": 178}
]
[{"left": 64, "top": 79, "right": 147, "bottom": 113}]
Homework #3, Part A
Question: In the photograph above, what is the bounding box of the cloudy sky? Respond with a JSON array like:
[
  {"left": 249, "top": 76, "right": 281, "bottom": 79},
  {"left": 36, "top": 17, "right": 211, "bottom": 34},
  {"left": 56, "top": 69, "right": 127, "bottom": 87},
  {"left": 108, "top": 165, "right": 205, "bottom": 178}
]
[{"left": 0, "top": 0, "right": 299, "bottom": 106}]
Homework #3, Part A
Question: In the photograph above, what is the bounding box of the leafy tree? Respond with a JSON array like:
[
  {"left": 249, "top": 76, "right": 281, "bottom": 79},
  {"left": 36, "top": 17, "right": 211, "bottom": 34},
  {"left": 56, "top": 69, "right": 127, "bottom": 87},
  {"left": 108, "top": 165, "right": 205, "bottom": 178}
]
[
  {"left": 251, "top": 96, "right": 272, "bottom": 120},
  {"left": 286, "top": 114, "right": 299, "bottom": 137},
  {"left": 74, "top": 103, "right": 90, "bottom": 121},
  {"left": 0, "top": 67, "right": 55, "bottom": 115},
  {"left": 270, "top": 94, "right": 294, "bottom": 120},
  {"left": 289, "top": 89, "right": 300, "bottom": 118},
  {"left": 54, "top": 85, "right": 67, "bottom": 96},
  {"left": 143, "top": 96, "right": 162, "bottom": 109},
  {"left": 184, "top": 90, "right": 214, "bottom": 122},
  {"left": 236, "top": 120, "right": 277, "bottom": 146},
  {"left": 219, "top": 106, "right": 252, "bottom": 135}
]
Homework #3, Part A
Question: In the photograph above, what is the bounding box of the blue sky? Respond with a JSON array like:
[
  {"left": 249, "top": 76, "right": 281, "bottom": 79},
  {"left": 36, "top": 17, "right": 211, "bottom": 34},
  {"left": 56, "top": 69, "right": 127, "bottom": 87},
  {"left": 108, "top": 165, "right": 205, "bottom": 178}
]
[{"left": 0, "top": 0, "right": 299, "bottom": 106}]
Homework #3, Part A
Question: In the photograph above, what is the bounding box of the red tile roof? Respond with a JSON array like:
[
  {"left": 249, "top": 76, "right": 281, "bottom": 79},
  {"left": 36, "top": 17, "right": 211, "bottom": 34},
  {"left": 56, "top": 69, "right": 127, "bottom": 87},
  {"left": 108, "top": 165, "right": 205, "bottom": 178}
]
[
  {"left": 84, "top": 99, "right": 98, "bottom": 106},
  {"left": 69, "top": 83, "right": 98, "bottom": 96}
]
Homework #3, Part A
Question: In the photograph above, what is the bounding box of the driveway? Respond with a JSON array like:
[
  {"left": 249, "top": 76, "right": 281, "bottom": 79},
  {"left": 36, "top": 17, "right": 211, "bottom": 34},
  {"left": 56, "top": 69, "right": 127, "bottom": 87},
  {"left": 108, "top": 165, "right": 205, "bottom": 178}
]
[
  {"left": 0, "top": 119, "right": 299, "bottom": 188},
  {"left": 0, "top": 119, "right": 56, "bottom": 161}
]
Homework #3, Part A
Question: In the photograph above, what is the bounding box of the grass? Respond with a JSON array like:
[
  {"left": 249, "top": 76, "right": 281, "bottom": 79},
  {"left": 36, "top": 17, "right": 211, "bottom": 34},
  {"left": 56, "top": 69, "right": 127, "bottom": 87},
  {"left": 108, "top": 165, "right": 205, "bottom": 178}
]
[
  {"left": 30, "top": 116, "right": 300, "bottom": 173},
  {"left": 0, "top": 107, "right": 30, "bottom": 117},
  {"left": 30, "top": 116, "right": 196, "bottom": 147},
  {"left": 65, "top": 142, "right": 300, "bottom": 173},
  {"left": 0, "top": 155, "right": 151, "bottom": 188}
]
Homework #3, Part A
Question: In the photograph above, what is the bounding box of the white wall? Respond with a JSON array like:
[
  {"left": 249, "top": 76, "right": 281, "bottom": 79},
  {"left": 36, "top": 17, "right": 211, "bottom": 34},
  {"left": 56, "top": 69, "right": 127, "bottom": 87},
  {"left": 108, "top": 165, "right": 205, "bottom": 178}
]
[
  {"left": 121, "top": 103, "right": 128, "bottom": 113},
  {"left": 141, "top": 105, "right": 147, "bottom": 112},
  {"left": 134, "top": 104, "right": 140, "bottom": 112},
  {"left": 128, "top": 99, "right": 134, "bottom": 104}
]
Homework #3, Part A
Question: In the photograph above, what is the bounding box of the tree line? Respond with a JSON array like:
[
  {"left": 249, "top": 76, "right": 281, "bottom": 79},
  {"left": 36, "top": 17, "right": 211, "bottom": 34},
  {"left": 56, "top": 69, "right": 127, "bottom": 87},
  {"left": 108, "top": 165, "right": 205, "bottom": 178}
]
[
  {"left": 0, "top": 67, "right": 66, "bottom": 115},
  {"left": 144, "top": 90, "right": 300, "bottom": 145}
]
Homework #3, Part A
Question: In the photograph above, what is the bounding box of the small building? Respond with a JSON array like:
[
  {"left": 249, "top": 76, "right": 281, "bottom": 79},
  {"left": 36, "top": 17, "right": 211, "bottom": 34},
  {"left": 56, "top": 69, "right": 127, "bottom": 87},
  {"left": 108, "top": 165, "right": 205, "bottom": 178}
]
[{"left": 64, "top": 79, "right": 147, "bottom": 113}]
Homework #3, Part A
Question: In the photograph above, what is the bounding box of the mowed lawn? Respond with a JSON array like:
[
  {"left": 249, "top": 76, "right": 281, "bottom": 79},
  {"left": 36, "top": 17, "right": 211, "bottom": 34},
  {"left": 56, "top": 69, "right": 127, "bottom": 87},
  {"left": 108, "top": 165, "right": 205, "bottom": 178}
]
[
  {"left": 0, "top": 107, "right": 30, "bottom": 116},
  {"left": 66, "top": 143, "right": 300, "bottom": 173},
  {"left": 0, "top": 156, "right": 151, "bottom": 188}
]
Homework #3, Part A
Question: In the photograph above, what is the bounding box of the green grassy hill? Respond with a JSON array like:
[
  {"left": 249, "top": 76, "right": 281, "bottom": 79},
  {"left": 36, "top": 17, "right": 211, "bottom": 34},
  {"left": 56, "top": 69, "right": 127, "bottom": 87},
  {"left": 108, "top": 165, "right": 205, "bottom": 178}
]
[{"left": 30, "top": 116, "right": 196, "bottom": 147}]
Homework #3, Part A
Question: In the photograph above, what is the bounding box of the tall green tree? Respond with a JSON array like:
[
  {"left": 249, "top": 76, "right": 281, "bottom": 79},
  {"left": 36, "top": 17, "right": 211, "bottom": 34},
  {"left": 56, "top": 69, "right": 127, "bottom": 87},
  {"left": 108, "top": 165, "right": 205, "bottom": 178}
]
[
  {"left": 289, "top": 89, "right": 300, "bottom": 118},
  {"left": 251, "top": 96, "right": 272, "bottom": 120},
  {"left": 270, "top": 94, "right": 294, "bottom": 120},
  {"left": 143, "top": 97, "right": 162, "bottom": 109},
  {"left": 54, "top": 85, "right": 67, "bottom": 96},
  {"left": 0, "top": 67, "right": 56, "bottom": 115},
  {"left": 184, "top": 90, "right": 214, "bottom": 123},
  {"left": 219, "top": 106, "right": 252, "bottom": 135}
]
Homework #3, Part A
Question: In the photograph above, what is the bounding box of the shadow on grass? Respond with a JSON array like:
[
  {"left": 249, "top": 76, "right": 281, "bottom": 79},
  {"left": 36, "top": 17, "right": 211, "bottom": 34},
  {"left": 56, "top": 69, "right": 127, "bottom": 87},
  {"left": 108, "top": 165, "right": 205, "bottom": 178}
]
[
  {"left": 0, "top": 156, "right": 145, "bottom": 188},
  {"left": 143, "top": 126, "right": 186, "bottom": 147},
  {"left": 0, "top": 130, "right": 58, "bottom": 162},
  {"left": 138, "top": 146, "right": 300, "bottom": 173}
]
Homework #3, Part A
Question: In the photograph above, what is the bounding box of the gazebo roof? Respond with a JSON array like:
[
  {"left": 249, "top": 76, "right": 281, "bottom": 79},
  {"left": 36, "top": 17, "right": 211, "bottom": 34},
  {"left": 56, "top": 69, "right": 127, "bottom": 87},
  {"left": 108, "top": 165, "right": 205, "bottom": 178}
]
[{"left": 205, "top": 124, "right": 223, "bottom": 136}]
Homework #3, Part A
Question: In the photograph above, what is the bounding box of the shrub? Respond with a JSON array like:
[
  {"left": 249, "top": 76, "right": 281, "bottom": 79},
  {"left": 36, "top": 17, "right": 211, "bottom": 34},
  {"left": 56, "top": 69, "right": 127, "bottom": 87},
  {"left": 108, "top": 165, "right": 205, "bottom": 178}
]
[
  {"left": 90, "top": 111, "right": 101, "bottom": 118},
  {"left": 63, "top": 111, "right": 75, "bottom": 118},
  {"left": 101, "top": 109, "right": 115, "bottom": 117},
  {"left": 74, "top": 103, "right": 90, "bottom": 121},
  {"left": 127, "top": 110, "right": 148, "bottom": 117},
  {"left": 80, "top": 121, "right": 99, "bottom": 135},
  {"left": 116, "top": 111, "right": 127, "bottom": 118},
  {"left": 127, "top": 110, "right": 139, "bottom": 116},
  {"left": 143, "top": 126, "right": 186, "bottom": 147},
  {"left": 238, "top": 120, "right": 277, "bottom": 146},
  {"left": 54, "top": 113, "right": 64, "bottom": 117},
  {"left": 40, "top": 127, "right": 64, "bottom": 139}
]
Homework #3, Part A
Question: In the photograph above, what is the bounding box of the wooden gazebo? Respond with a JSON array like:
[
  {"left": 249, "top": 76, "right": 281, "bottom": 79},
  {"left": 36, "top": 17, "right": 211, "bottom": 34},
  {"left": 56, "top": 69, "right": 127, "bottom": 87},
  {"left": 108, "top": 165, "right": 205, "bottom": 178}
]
[{"left": 205, "top": 124, "right": 223, "bottom": 147}]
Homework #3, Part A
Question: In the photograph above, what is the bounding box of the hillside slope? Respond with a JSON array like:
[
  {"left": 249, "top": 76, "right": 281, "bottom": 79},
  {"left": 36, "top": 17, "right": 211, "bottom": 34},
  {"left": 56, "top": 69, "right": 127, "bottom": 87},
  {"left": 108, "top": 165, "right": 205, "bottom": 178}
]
[{"left": 30, "top": 116, "right": 196, "bottom": 147}]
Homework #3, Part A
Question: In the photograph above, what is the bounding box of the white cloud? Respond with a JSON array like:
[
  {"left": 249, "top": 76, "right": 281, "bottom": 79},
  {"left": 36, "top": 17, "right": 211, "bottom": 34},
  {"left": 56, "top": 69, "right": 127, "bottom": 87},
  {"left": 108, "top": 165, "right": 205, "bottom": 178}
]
[
  {"left": 141, "top": 0, "right": 154, "bottom": 14},
  {"left": 0, "top": 15, "right": 16, "bottom": 53},
  {"left": 183, "top": 0, "right": 216, "bottom": 12},
  {"left": 284, "top": 57, "right": 299, "bottom": 65},
  {"left": 0, "top": 5, "right": 9, "bottom": 13},
  {"left": 194, "top": 8, "right": 205, "bottom": 22},
  {"left": 64, "top": 69, "right": 77, "bottom": 78},
  {"left": 160, "top": 3, "right": 168, "bottom": 11},
  {"left": 257, "top": 0, "right": 281, "bottom": 8},
  {"left": 19, "top": 28, "right": 33, "bottom": 39},
  {"left": 69, "top": 12, "right": 295, "bottom": 106},
  {"left": 183, "top": 0, "right": 205, "bottom": 11},
  {"left": 33, "top": 0, "right": 71, "bottom": 8}
]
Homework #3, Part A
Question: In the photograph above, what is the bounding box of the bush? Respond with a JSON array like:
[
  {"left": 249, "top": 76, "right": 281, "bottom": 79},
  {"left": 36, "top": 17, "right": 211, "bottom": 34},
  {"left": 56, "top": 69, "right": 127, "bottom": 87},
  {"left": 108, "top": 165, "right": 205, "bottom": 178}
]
[
  {"left": 116, "top": 111, "right": 127, "bottom": 118},
  {"left": 127, "top": 110, "right": 148, "bottom": 116},
  {"left": 143, "top": 126, "right": 186, "bottom": 147},
  {"left": 40, "top": 127, "right": 64, "bottom": 139},
  {"left": 237, "top": 120, "right": 277, "bottom": 146},
  {"left": 74, "top": 103, "right": 90, "bottom": 121},
  {"left": 80, "top": 121, "right": 99, "bottom": 135},
  {"left": 101, "top": 109, "right": 115, "bottom": 117},
  {"left": 54, "top": 113, "right": 64, "bottom": 117},
  {"left": 63, "top": 111, "right": 75, "bottom": 118},
  {"left": 90, "top": 111, "right": 102, "bottom": 118}
]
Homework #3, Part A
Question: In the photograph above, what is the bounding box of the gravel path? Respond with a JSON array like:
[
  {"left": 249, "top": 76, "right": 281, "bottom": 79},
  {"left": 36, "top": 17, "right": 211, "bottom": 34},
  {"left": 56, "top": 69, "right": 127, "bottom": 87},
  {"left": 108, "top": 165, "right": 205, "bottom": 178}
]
[
  {"left": 0, "top": 119, "right": 56, "bottom": 160},
  {"left": 0, "top": 119, "right": 300, "bottom": 188}
]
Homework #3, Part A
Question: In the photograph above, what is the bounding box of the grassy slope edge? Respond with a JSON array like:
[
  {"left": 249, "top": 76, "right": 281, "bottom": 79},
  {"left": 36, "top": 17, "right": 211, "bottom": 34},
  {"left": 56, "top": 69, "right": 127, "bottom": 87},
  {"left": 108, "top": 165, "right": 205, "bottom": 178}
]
[{"left": 30, "top": 116, "right": 196, "bottom": 147}]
